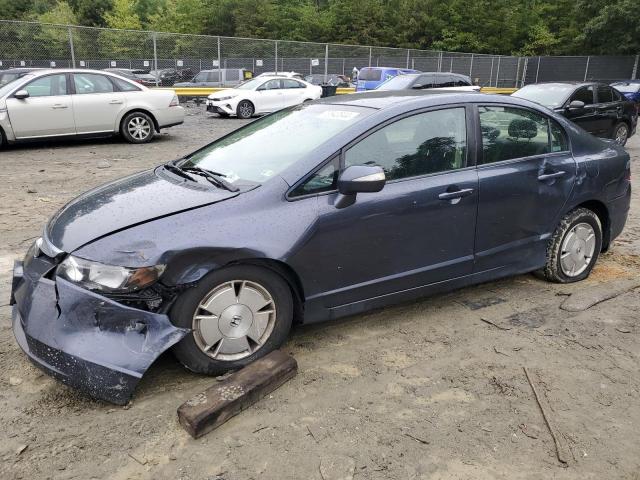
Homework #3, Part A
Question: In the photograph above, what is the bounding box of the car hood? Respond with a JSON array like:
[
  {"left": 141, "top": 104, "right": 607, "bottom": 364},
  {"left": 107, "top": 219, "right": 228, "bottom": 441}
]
[{"left": 46, "top": 168, "right": 241, "bottom": 253}]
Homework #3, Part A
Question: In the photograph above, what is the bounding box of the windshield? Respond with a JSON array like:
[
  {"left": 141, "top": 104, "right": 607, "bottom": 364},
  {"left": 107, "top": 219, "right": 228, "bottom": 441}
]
[
  {"left": 612, "top": 83, "right": 640, "bottom": 93},
  {"left": 0, "top": 72, "right": 27, "bottom": 87},
  {"left": 376, "top": 75, "right": 416, "bottom": 90},
  {"left": 182, "top": 104, "right": 373, "bottom": 184},
  {"left": 512, "top": 84, "right": 575, "bottom": 108},
  {"left": 0, "top": 74, "right": 34, "bottom": 95},
  {"left": 235, "top": 78, "right": 265, "bottom": 90}
]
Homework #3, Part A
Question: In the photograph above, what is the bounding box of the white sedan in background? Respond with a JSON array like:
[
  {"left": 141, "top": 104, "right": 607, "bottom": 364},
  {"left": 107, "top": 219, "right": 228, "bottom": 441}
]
[
  {"left": 0, "top": 69, "right": 184, "bottom": 146},
  {"left": 206, "top": 76, "right": 322, "bottom": 119}
]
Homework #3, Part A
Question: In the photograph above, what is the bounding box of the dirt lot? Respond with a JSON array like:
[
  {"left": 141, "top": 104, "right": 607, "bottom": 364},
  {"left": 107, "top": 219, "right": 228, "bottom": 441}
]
[{"left": 1, "top": 104, "right": 639, "bottom": 480}]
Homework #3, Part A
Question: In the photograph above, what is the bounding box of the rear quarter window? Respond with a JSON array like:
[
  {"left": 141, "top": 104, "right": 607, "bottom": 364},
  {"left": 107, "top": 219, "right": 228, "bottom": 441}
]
[{"left": 359, "top": 69, "right": 382, "bottom": 81}]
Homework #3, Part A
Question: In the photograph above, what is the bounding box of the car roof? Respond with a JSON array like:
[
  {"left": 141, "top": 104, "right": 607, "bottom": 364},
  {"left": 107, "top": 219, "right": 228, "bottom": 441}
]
[
  {"left": 0, "top": 67, "right": 44, "bottom": 73},
  {"left": 524, "top": 81, "right": 604, "bottom": 88},
  {"left": 317, "top": 90, "right": 533, "bottom": 110}
]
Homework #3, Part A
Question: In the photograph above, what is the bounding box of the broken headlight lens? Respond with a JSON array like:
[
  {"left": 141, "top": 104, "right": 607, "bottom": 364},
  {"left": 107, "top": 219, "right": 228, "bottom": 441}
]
[{"left": 57, "top": 255, "right": 165, "bottom": 293}]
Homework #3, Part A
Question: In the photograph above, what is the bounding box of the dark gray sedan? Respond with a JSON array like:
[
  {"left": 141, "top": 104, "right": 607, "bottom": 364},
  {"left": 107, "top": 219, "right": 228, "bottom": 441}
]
[{"left": 11, "top": 91, "right": 631, "bottom": 404}]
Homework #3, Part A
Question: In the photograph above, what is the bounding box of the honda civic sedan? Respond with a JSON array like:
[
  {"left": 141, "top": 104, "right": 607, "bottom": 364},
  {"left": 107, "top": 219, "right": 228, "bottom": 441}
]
[
  {"left": 0, "top": 69, "right": 184, "bottom": 146},
  {"left": 11, "top": 91, "right": 631, "bottom": 404}
]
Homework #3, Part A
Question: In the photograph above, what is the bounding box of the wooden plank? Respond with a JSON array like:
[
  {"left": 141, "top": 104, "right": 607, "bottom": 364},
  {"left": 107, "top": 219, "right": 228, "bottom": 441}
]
[{"left": 177, "top": 350, "right": 298, "bottom": 438}]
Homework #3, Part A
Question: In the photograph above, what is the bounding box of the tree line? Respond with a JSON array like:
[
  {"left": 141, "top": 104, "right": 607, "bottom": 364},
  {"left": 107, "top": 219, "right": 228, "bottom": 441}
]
[{"left": 0, "top": 0, "right": 638, "bottom": 56}]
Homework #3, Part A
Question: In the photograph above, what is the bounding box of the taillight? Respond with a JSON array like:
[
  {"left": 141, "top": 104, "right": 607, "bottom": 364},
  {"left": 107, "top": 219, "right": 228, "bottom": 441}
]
[{"left": 169, "top": 94, "right": 179, "bottom": 107}]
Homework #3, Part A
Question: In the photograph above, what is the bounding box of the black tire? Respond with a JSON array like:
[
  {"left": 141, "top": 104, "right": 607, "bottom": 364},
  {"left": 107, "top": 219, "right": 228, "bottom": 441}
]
[
  {"left": 612, "top": 122, "right": 629, "bottom": 146},
  {"left": 120, "top": 111, "right": 155, "bottom": 144},
  {"left": 236, "top": 100, "right": 254, "bottom": 119},
  {"left": 0, "top": 128, "right": 5, "bottom": 148},
  {"left": 171, "top": 265, "right": 293, "bottom": 375},
  {"left": 542, "top": 208, "right": 602, "bottom": 283}
]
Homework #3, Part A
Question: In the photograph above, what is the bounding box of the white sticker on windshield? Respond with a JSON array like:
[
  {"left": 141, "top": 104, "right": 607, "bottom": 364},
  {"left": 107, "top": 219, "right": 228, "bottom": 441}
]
[
  {"left": 318, "top": 111, "right": 361, "bottom": 121},
  {"left": 261, "top": 169, "right": 275, "bottom": 178}
]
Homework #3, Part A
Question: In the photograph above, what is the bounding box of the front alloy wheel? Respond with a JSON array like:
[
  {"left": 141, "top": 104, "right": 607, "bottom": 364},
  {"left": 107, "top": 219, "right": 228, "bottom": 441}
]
[
  {"left": 192, "top": 280, "right": 276, "bottom": 361},
  {"left": 171, "top": 265, "right": 293, "bottom": 375}
]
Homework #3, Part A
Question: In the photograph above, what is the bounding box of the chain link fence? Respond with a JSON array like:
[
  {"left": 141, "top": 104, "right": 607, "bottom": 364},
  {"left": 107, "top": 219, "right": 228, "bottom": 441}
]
[{"left": 1, "top": 20, "right": 638, "bottom": 88}]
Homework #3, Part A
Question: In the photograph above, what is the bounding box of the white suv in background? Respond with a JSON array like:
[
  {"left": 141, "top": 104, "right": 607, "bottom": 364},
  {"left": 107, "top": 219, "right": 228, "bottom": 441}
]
[
  {"left": 206, "top": 76, "right": 322, "bottom": 119},
  {"left": 0, "top": 69, "right": 184, "bottom": 146}
]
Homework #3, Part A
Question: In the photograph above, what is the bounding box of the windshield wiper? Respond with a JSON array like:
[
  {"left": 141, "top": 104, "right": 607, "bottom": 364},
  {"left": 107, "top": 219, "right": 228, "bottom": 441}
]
[
  {"left": 163, "top": 162, "right": 197, "bottom": 182},
  {"left": 181, "top": 166, "right": 240, "bottom": 192}
]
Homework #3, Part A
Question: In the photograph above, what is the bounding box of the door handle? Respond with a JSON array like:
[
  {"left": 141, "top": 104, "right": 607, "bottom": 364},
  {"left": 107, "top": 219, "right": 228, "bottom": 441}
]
[
  {"left": 538, "top": 171, "right": 565, "bottom": 181},
  {"left": 438, "top": 188, "right": 474, "bottom": 200},
  {"left": 51, "top": 104, "right": 68, "bottom": 109},
  {"left": 109, "top": 100, "right": 123, "bottom": 104}
]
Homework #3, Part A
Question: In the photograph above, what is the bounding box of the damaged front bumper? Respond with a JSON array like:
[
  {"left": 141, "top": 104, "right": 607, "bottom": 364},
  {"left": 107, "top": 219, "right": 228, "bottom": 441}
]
[{"left": 11, "top": 255, "right": 189, "bottom": 405}]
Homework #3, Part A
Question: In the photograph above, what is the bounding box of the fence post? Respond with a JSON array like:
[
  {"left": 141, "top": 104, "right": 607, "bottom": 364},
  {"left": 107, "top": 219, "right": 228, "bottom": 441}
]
[
  {"left": 469, "top": 53, "right": 474, "bottom": 78},
  {"left": 68, "top": 27, "right": 76, "bottom": 68},
  {"left": 521, "top": 57, "right": 529, "bottom": 87},
  {"left": 275, "top": 40, "right": 278, "bottom": 74},
  {"left": 406, "top": 49, "right": 410, "bottom": 69},
  {"left": 152, "top": 32, "right": 158, "bottom": 86},
  {"left": 535, "top": 57, "right": 541, "bottom": 83},
  {"left": 217, "top": 36, "right": 221, "bottom": 83},
  {"left": 489, "top": 57, "right": 494, "bottom": 86},
  {"left": 584, "top": 56, "right": 590, "bottom": 81},
  {"left": 324, "top": 43, "right": 329, "bottom": 82},
  {"left": 515, "top": 57, "right": 521, "bottom": 87},
  {"left": 368, "top": 47, "right": 372, "bottom": 68},
  {"left": 632, "top": 54, "right": 638, "bottom": 79},
  {"left": 438, "top": 51, "right": 443, "bottom": 72},
  {"left": 495, "top": 56, "right": 501, "bottom": 87}
]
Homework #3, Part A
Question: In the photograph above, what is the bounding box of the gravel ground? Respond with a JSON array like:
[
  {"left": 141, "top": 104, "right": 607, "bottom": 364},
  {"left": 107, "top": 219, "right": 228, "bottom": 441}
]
[{"left": 1, "top": 103, "right": 639, "bottom": 480}]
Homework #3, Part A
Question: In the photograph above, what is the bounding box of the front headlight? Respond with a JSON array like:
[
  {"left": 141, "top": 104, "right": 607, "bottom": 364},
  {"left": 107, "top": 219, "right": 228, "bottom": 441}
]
[
  {"left": 210, "top": 95, "right": 235, "bottom": 102},
  {"left": 57, "top": 255, "right": 165, "bottom": 293}
]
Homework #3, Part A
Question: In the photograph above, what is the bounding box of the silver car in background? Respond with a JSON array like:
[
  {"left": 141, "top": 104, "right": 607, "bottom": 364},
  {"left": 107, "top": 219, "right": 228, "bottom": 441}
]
[{"left": 0, "top": 69, "right": 184, "bottom": 146}]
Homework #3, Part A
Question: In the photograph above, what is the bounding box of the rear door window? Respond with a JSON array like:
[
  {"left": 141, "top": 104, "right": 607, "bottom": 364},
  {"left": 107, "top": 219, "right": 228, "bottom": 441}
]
[
  {"left": 73, "top": 73, "right": 114, "bottom": 94},
  {"left": 283, "top": 79, "right": 305, "bottom": 89},
  {"left": 479, "top": 106, "right": 551, "bottom": 163}
]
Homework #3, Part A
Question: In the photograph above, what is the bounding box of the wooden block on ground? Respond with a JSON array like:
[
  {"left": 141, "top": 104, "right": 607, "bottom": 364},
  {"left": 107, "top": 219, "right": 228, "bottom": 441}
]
[{"left": 177, "top": 350, "right": 298, "bottom": 438}]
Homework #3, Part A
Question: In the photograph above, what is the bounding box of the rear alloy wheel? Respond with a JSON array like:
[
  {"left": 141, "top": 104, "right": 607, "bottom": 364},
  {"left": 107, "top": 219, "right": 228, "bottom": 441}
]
[
  {"left": 613, "top": 122, "right": 629, "bottom": 146},
  {"left": 236, "top": 100, "right": 254, "bottom": 119},
  {"left": 121, "top": 112, "right": 155, "bottom": 144},
  {"left": 542, "top": 208, "right": 602, "bottom": 283},
  {"left": 171, "top": 265, "right": 293, "bottom": 375}
]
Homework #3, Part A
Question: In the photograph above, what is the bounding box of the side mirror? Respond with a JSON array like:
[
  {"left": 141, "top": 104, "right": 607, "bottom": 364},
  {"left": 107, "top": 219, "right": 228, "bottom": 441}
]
[
  {"left": 14, "top": 90, "right": 29, "bottom": 100},
  {"left": 567, "top": 100, "right": 585, "bottom": 110},
  {"left": 335, "top": 165, "right": 386, "bottom": 208}
]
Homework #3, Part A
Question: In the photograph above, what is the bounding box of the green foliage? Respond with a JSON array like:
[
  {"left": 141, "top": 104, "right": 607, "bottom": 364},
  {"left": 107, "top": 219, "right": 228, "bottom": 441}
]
[{"left": 0, "top": 0, "right": 638, "bottom": 55}]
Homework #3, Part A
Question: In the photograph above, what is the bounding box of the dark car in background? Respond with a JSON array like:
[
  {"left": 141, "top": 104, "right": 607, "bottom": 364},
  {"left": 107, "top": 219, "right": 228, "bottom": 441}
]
[
  {"left": 11, "top": 91, "right": 630, "bottom": 404},
  {"left": 376, "top": 72, "right": 479, "bottom": 91},
  {"left": 512, "top": 82, "right": 638, "bottom": 146},
  {"left": 304, "top": 74, "right": 353, "bottom": 87},
  {"left": 611, "top": 81, "right": 640, "bottom": 105},
  {"left": 103, "top": 68, "right": 157, "bottom": 86},
  {"left": 149, "top": 68, "right": 195, "bottom": 86},
  {"left": 0, "top": 68, "right": 43, "bottom": 87}
]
